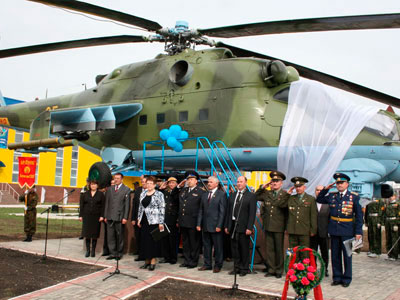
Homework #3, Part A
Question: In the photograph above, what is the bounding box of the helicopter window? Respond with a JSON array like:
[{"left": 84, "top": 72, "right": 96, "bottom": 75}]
[
  {"left": 157, "top": 113, "right": 165, "bottom": 124},
  {"left": 199, "top": 109, "right": 209, "bottom": 121},
  {"left": 139, "top": 115, "right": 147, "bottom": 125},
  {"left": 179, "top": 111, "right": 188, "bottom": 122},
  {"left": 273, "top": 87, "right": 289, "bottom": 102},
  {"left": 364, "top": 112, "right": 399, "bottom": 140}
]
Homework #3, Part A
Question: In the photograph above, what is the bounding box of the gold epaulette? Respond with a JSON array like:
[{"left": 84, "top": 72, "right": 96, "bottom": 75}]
[{"left": 351, "top": 192, "right": 358, "bottom": 195}]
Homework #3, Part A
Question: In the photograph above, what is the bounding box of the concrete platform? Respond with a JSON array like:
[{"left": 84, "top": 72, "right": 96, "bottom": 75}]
[{"left": 1, "top": 237, "right": 400, "bottom": 300}]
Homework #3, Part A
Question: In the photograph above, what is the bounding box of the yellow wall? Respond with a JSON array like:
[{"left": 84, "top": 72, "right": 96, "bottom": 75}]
[
  {"left": 245, "top": 171, "right": 271, "bottom": 190},
  {"left": 0, "top": 128, "right": 101, "bottom": 188}
]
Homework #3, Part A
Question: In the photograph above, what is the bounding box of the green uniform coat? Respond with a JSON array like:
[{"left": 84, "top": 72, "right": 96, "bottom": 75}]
[
  {"left": 365, "top": 199, "right": 385, "bottom": 255},
  {"left": 256, "top": 188, "right": 289, "bottom": 232},
  {"left": 384, "top": 199, "right": 400, "bottom": 259}
]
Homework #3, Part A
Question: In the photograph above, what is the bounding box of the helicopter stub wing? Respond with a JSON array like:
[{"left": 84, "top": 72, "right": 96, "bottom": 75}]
[
  {"left": 30, "top": 103, "right": 142, "bottom": 141},
  {"left": 217, "top": 42, "right": 400, "bottom": 108}
]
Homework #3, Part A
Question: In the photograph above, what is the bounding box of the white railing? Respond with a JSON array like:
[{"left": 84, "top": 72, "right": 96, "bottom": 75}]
[
  {"left": 0, "top": 183, "right": 20, "bottom": 201},
  {"left": 0, "top": 191, "right": 2, "bottom": 203}
]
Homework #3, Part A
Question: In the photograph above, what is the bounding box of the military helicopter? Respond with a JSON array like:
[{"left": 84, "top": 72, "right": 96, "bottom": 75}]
[{"left": 1, "top": 0, "right": 400, "bottom": 198}]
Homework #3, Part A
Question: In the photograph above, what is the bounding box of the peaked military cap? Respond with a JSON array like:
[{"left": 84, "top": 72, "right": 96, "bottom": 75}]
[
  {"left": 167, "top": 177, "right": 178, "bottom": 182},
  {"left": 333, "top": 173, "right": 350, "bottom": 182},
  {"left": 270, "top": 171, "right": 286, "bottom": 181},
  {"left": 184, "top": 171, "right": 199, "bottom": 180},
  {"left": 291, "top": 176, "right": 308, "bottom": 187}
]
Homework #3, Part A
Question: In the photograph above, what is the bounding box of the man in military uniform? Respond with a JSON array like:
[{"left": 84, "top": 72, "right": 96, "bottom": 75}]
[
  {"left": 384, "top": 194, "right": 400, "bottom": 261},
  {"left": 255, "top": 170, "right": 290, "bottom": 278},
  {"left": 286, "top": 177, "right": 317, "bottom": 252},
  {"left": 316, "top": 173, "right": 363, "bottom": 288},
  {"left": 365, "top": 197, "right": 385, "bottom": 257},
  {"left": 19, "top": 185, "right": 39, "bottom": 242},
  {"left": 178, "top": 171, "right": 205, "bottom": 268},
  {"left": 159, "top": 177, "right": 180, "bottom": 264}
]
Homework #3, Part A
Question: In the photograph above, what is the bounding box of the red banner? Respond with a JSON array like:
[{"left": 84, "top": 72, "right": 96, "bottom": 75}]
[{"left": 18, "top": 157, "right": 37, "bottom": 188}]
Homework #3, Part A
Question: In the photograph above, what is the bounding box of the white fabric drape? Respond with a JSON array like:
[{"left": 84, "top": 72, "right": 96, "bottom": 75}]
[{"left": 277, "top": 79, "right": 379, "bottom": 194}]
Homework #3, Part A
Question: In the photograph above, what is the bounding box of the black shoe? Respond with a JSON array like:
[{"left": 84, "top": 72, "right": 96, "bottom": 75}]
[
  {"left": 140, "top": 263, "right": 150, "bottom": 269},
  {"left": 91, "top": 240, "right": 97, "bottom": 257},
  {"left": 342, "top": 283, "right": 350, "bottom": 288},
  {"left": 325, "top": 271, "right": 329, "bottom": 277},
  {"left": 159, "top": 259, "right": 169, "bottom": 264},
  {"left": 179, "top": 263, "right": 188, "bottom": 268},
  {"left": 187, "top": 264, "right": 197, "bottom": 269},
  {"left": 239, "top": 272, "right": 247, "bottom": 277},
  {"left": 229, "top": 270, "right": 239, "bottom": 275},
  {"left": 85, "top": 250, "right": 90, "bottom": 257},
  {"left": 169, "top": 260, "right": 177, "bottom": 265},
  {"left": 275, "top": 274, "right": 282, "bottom": 279},
  {"left": 79, "top": 236, "right": 84, "bottom": 240},
  {"left": 149, "top": 264, "right": 156, "bottom": 271},
  {"left": 102, "top": 252, "right": 110, "bottom": 256},
  {"left": 106, "top": 256, "right": 115, "bottom": 260},
  {"left": 264, "top": 273, "right": 275, "bottom": 277},
  {"left": 23, "top": 236, "right": 32, "bottom": 242},
  {"left": 198, "top": 266, "right": 212, "bottom": 271},
  {"left": 331, "top": 281, "right": 341, "bottom": 286}
]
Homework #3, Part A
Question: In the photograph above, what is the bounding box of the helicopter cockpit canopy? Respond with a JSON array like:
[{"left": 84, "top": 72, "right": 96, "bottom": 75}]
[{"left": 364, "top": 112, "right": 400, "bottom": 141}]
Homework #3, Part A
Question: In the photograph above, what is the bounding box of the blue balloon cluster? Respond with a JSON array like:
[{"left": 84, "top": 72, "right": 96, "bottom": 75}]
[{"left": 159, "top": 124, "right": 189, "bottom": 152}]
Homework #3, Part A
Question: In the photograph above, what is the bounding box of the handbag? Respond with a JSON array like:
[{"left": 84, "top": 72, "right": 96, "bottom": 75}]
[{"left": 150, "top": 224, "right": 170, "bottom": 241}]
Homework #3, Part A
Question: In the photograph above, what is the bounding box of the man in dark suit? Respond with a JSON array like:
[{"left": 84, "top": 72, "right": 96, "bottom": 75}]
[
  {"left": 311, "top": 185, "right": 330, "bottom": 277},
  {"left": 103, "top": 173, "right": 131, "bottom": 260},
  {"left": 178, "top": 171, "right": 206, "bottom": 268},
  {"left": 316, "top": 173, "right": 363, "bottom": 288},
  {"left": 197, "top": 176, "right": 227, "bottom": 273},
  {"left": 225, "top": 176, "right": 256, "bottom": 276},
  {"left": 131, "top": 175, "right": 147, "bottom": 261},
  {"left": 159, "top": 177, "right": 180, "bottom": 264}
]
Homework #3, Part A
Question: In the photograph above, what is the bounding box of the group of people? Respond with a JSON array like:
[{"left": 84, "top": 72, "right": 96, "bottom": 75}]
[
  {"left": 366, "top": 193, "right": 400, "bottom": 260},
  {"left": 77, "top": 169, "right": 398, "bottom": 288},
  {"left": 255, "top": 171, "right": 363, "bottom": 288},
  {"left": 130, "top": 172, "right": 257, "bottom": 276}
]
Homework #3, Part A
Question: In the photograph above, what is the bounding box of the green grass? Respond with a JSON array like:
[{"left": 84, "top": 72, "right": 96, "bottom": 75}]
[{"left": 0, "top": 207, "right": 82, "bottom": 241}]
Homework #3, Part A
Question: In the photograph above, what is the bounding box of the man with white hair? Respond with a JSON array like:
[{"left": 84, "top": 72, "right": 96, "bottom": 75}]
[{"left": 197, "top": 176, "right": 227, "bottom": 273}]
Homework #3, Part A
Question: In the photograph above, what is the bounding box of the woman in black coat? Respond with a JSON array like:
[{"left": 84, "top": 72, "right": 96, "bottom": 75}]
[{"left": 79, "top": 180, "right": 105, "bottom": 257}]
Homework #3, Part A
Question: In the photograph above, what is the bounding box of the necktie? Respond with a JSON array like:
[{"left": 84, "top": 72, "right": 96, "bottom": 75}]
[
  {"left": 115, "top": 185, "right": 119, "bottom": 192},
  {"left": 208, "top": 192, "right": 212, "bottom": 203},
  {"left": 340, "top": 193, "right": 343, "bottom": 199},
  {"left": 273, "top": 191, "right": 277, "bottom": 197},
  {"left": 233, "top": 191, "right": 242, "bottom": 220}
]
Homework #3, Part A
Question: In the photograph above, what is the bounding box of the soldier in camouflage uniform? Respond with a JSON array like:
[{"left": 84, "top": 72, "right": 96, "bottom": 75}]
[
  {"left": 19, "top": 186, "right": 38, "bottom": 242},
  {"left": 365, "top": 198, "right": 385, "bottom": 257},
  {"left": 256, "top": 171, "right": 290, "bottom": 278},
  {"left": 384, "top": 194, "right": 400, "bottom": 261}
]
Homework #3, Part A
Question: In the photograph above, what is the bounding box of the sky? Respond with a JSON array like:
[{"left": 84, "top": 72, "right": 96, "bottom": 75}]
[{"left": 0, "top": 0, "right": 399, "bottom": 111}]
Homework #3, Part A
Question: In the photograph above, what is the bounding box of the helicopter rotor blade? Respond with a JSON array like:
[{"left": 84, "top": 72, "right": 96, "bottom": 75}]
[
  {"left": 0, "top": 35, "right": 147, "bottom": 58},
  {"left": 200, "top": 13, "right": 400, "bottom": 38},
  {"left": 217, "top": 42, "right": 400, "bottom": 107},
  {"left": 28, "top": 0, "right": 162, "bottom": 32}
]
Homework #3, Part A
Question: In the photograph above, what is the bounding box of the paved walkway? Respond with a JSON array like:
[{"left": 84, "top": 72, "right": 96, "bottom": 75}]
[{"left": 1, "top": 238, "right": 400, "bottom": 300}]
